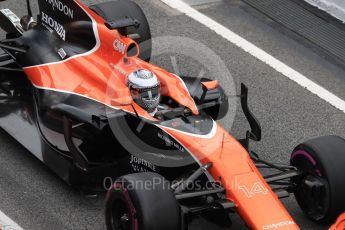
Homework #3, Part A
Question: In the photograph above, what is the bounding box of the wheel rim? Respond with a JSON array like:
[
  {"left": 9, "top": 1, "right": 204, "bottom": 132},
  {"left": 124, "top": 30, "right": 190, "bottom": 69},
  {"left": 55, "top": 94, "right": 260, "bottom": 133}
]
[
  {"left": 291, "top": 150, "right": 330, "bottom": 221},
  {"left": 111, "top": 199, "right": 132, "bottom": 230}
]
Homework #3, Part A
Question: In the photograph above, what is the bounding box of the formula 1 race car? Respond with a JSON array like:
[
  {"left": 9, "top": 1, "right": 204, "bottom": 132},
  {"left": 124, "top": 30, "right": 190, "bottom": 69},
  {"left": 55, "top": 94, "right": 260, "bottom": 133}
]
[{"left": 1, "top": 0, "right": 345, "bottom": 230}]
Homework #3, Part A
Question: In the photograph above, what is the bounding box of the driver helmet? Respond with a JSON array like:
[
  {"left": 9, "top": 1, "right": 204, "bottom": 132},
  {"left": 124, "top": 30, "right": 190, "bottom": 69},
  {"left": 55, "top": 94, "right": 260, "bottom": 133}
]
[{"left": 127, "top": 69, "right": 161, "bottom": 113}]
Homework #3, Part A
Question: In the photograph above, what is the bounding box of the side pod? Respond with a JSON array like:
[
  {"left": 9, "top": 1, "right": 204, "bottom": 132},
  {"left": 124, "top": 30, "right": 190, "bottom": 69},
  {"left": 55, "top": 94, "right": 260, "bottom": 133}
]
[{"left": 51, "top": 104, "right": 103, "bottom": 172}]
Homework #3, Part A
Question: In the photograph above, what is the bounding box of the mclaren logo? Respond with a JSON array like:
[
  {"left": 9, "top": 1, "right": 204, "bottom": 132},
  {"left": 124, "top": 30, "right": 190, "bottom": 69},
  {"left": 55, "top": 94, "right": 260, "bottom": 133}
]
[
  {"left": 45, "top": 0, "right": 74, "bottom": 19},
  {"left": 42, "top": 12, "right": 66, "bottom": 41},
  {"left": 262, "top": 221, "right": 295, "bottom": 229}
]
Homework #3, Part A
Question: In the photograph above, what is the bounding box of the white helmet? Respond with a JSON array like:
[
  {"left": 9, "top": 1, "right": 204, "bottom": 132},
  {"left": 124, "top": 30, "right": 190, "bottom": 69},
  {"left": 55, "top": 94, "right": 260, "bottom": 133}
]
[{"left": 127, "top": 69, "right": 161, "bottom": 113}]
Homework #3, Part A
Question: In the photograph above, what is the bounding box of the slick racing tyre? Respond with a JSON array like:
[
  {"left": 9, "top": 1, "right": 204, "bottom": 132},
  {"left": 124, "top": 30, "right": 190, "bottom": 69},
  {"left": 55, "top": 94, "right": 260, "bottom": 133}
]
[
  {"left": 290, "top": 135, "right": 345, "bottom": 223},
  {"left": 105, "top": 172, "right": 180, "bottom": 230},
  {"left": 90, "top": 0, "right": 152, "bottom": 61}
]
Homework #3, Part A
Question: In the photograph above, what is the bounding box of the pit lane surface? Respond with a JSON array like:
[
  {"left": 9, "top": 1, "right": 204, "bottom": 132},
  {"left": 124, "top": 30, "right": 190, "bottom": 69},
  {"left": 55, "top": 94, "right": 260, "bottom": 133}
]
[{"left": 0, "top": 0, "right": 345, "bottom": 229}]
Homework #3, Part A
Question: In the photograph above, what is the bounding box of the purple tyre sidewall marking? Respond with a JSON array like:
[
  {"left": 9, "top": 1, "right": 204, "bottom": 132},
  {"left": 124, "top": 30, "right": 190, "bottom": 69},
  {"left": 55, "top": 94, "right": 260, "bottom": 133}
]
[
  {"left": 291, "top": 150, "right": 322, "bottom": 177},
  {"left": 113, "top": 183, "right": 139, "bottom": 230}
]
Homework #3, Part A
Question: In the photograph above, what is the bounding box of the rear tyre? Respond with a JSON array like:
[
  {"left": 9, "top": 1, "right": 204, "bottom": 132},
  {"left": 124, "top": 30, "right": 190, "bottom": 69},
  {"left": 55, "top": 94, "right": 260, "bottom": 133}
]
[
  {"left": 290, "top": 135, "right": 345, "bottom": 223},
  {"left": 105, "top": 172, "right": 180, "bottom": 230},
  {"left": 90, "top": 0, "right": 152, "bottom": 61}
]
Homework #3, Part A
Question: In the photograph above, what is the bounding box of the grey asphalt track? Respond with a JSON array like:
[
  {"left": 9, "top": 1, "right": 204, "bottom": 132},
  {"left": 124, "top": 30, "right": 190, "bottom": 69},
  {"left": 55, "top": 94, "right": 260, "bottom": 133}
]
[{"left": 0, "top": 0, "right": 345, "bottom": 229}]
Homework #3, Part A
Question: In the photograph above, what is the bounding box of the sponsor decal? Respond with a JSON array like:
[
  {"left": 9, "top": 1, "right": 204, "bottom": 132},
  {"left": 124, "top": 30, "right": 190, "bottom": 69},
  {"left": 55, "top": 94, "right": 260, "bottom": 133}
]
[
  {"left": 130, "top": 155, "right": 157, "bottom": 172},
  {"left": 262, "top": 221, "right": 295, "bottom": 229},
  {"left": 239, "top": 182, "right": 268, "bottom": 198},
  {"left": 41, "top": 12, "right": 66, "bottom": 40},
  {"left": 113, "top": 39, "right": 126, "bottom": 54},
  {"left": 1, "top": 9, "right": 20, "bottom": 23},
  {"left": 109, "top": 63, "right": 127, "bottom": 76},
  {"left": 158, "top": 132, "right": 185, "bottom": 152},
  {"left": 45, "top": 0, "right": 74, "bottom": 19},
  {"left": 57, "top": 48, "right": 67, "bottom": 59}
]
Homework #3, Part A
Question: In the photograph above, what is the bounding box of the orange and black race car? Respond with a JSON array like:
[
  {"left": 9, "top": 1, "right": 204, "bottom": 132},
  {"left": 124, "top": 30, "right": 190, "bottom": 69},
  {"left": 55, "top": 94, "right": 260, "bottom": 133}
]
[{"left": 1, "top": 0, "right": 345, "bottom": 229}]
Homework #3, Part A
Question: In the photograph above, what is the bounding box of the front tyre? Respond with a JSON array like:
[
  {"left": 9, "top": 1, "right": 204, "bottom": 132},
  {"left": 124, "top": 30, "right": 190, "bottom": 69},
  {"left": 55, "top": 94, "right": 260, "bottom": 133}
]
[
  {"left": 291, "top": 135, "right": 345, "bottom": 223},
  {"left": 105, "top": 172, "right": 180, "bottom": 230}
]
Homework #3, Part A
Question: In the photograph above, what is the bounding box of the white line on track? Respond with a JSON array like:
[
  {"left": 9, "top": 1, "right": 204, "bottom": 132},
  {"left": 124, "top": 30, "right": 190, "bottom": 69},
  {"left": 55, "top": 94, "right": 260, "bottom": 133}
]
[
  {"left": 0, "top": 210, "right": 23, "bottom": 230},
  {"left": 160, "top": 0, "right": 345, "bottom": 114}
]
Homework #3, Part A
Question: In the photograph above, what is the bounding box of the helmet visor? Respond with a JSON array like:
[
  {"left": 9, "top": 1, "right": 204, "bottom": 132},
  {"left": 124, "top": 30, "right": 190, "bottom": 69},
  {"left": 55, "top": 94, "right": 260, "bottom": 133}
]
[{"left": 131, "top": 85, "right": 160, "bottom": 100}]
